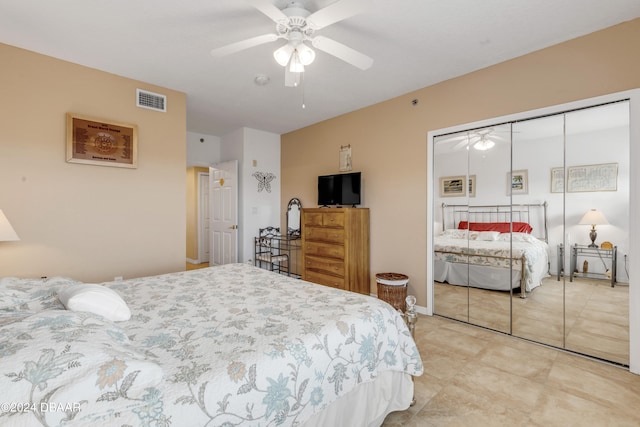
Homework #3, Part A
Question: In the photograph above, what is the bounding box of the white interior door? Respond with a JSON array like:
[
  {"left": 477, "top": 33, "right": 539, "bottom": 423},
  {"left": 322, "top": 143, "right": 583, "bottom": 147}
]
[
  {"left": 209, "top": 160, "right": 238, "bottom": 265},
  {"left": 198, "top": 172, "right": 210, "bottom": 263}
]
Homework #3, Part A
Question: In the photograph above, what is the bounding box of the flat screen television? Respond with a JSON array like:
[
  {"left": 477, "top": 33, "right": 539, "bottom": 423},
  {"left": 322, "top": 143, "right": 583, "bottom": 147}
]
[{"left": 317, "top": 172, "right": 361, "bottom": 206}]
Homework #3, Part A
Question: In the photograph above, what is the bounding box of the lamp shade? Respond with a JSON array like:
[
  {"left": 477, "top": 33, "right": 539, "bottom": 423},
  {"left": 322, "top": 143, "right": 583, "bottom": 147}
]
[
  {"left": 274, "top": 44, "right": 294, "bottom": 66},
  {"left": 579, "top": 209, "right": 609, "bottom": 226},
  {"left": 0, "top": 210, "right": 19, "bottom": 241},
  {"left": 275, "top": 42, "right": 315, "bottom": 69},
  {"left": 296, "top": 44, "right": 315, "bottom": 66}
]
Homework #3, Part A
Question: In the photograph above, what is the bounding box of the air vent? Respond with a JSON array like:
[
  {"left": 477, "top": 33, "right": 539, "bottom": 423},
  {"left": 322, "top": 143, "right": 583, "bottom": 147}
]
[{"left": 136, "top": 89, "right": 166, "bottom": 112}]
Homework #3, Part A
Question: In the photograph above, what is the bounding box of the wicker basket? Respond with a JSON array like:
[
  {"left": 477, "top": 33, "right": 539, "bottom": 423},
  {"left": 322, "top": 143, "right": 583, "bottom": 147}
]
[{"left": 376, "top": 273, "right": 409, "bottom": 311}]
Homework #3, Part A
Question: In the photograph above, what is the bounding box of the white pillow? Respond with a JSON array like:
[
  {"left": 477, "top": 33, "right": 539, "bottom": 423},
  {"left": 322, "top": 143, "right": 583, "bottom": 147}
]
[
  {"left": 472, "top": 231, "right": 500, "bottom": 241},
  {"left": 58, "top": 283, "right": 131, "bottom": 321}
]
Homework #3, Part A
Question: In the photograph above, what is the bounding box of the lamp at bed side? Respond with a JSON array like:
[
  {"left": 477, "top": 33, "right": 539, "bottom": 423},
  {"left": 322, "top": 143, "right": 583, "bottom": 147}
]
[
  {"left": 579, "top": 209, "right": 608, "bottom": 248},
  {"left": 0, "top": 210, "right": 19, "bottom": 242}
]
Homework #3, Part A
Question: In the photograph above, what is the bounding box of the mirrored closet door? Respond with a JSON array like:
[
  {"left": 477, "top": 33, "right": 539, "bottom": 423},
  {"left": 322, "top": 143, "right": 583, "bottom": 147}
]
[
  {"left": 433, "top": 124, "right": 514, "bottom": 335},
  {"left": 562, "top": 103, "right": 629, "bottom": 364},
  {"left": 510, "top": 114, "right": 566, "bottom": 349},
  {"left": 433, "top": 131, "right": 472, "bottom": 325},
  {"left": 432, "top": 101, "right": 630, "bottom": 366}
]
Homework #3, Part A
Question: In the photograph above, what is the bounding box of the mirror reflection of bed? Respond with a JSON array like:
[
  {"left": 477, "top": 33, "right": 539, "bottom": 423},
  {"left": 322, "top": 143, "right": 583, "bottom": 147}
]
[
  {"left": 435, "top": 203, "right": 549, "bottom": 297},
  {"left": 434, "top": 203, "right": 550, "bottom": 334},
  {"left": 431, "top": 100, "right": 630, "bottom": 366}
]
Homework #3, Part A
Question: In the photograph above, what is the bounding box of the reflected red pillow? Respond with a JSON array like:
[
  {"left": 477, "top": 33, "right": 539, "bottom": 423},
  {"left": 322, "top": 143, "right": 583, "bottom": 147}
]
[{"left": 458, "top": 221, "right": 533, "bottom": 234}]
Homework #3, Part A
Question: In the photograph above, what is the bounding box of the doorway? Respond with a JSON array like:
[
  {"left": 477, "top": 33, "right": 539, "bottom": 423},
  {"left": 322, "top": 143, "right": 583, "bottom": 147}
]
[
  {"left": 209, "top": 160, "right": 239, "bottom": 265},
  {"left": 197, "top": 171, "right": 210, "bottom": 263}
]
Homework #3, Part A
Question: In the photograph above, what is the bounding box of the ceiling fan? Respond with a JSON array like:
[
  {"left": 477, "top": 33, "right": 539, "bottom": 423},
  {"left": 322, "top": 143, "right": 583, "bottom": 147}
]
[
  {"left": 441, "top": 128, "right": 508, "bottom": 151},
  {"left": 210, "top": 0, "right": 373, "bottom": 87}
]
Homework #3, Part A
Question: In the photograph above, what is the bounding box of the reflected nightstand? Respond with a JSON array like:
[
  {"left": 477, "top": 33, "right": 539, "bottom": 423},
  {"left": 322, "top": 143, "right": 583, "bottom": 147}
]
[{"left": 569, "top": 243, "right": 617, "bottom": 287}]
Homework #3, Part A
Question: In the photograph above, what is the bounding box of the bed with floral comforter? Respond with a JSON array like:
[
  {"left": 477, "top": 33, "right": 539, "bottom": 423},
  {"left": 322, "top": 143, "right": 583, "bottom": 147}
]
[{"left": 0, "top": 263, "right": 423, "bottom": 426}]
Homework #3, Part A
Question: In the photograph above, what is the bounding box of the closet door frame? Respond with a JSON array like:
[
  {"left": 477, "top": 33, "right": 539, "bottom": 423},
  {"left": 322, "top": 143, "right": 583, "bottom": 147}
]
[{"left": 426, "top": 89, "right": 640, "bottom": 374}]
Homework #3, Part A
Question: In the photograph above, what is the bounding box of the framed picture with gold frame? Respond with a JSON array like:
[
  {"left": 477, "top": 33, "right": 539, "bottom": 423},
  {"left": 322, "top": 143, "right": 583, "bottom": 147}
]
[{"left": 66, "top": 113, "right": 138, "bottom": 168}]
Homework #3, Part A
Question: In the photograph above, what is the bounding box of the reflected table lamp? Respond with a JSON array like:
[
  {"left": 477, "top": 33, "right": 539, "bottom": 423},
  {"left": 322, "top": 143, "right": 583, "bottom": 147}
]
[
  {"left": 579, "top": 209, "right": 608, "bottom": 248},
  {"left": 0, "top": 209, "right": 20, "bottom": 242}
]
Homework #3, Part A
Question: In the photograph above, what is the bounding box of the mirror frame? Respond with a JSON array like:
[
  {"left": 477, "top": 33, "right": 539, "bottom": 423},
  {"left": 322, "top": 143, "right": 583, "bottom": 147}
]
[
  {"left": 286, "top": 197, "right": 302, "bottom": 237},
  {"left": 427, "top": 89, "right": 640, "bottom": 374}
]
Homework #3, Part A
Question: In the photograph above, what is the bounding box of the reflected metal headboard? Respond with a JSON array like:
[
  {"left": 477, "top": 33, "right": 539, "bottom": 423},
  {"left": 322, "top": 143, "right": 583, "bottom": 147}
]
[{"left": 441, "top": 202, "right": 548, "bottom": 242}]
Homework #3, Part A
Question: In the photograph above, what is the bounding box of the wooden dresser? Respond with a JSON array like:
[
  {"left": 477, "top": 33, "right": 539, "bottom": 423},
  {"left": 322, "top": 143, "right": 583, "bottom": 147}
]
[{"left": 301, "top": 208, "right": 370, "bottom": 295}]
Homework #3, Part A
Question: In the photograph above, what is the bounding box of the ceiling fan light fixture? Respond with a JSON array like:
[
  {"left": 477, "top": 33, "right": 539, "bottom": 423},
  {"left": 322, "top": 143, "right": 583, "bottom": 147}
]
[
  {"left": 297, "top": 43, "right": 315, "bottom": 65},
  {"left": 274, "top": 44, "right": 294, "bottom": 66},
  {"left": 473, "top": 139, "right": 495, "bottom": 151}
]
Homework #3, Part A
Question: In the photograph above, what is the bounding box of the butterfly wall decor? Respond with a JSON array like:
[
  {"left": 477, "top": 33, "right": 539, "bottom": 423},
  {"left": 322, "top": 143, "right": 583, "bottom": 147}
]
[{"left": 252, "top": 171, "right": 276, "bottom": 193}]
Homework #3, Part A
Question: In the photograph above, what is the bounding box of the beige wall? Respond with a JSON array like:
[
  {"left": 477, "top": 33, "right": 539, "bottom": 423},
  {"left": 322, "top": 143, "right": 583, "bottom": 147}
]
[
  {"left": 186, "top": 166, "right": 209, "bottom": 261},
  {"left": 282, "top": 19, "right": 640, "bottom": 306},
  {"left": 0, "top": 43, "right": 187, "bottom": 282}
]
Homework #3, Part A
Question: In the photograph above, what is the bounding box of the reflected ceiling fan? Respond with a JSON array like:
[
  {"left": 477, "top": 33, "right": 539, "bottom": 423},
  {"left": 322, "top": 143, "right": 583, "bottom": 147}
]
[
  {"left": 210, "top": 0, "right": 373, "bottom": 87},
  {"left": 443, "top": 128, "right": 508, "bottom": 151}
]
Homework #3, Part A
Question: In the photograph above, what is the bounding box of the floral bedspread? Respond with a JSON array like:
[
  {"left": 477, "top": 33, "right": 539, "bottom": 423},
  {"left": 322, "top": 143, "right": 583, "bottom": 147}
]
[{"left": 0, "top": 264, "right": 423, "bottom": 426}]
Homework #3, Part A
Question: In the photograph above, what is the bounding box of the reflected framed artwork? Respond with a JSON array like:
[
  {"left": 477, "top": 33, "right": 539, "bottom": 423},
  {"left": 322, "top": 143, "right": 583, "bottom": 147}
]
[
  {"left": 551, "top": 167, "right": 564, "bottom": 193},
  {"left": 440, "top": 175, "right": 466, "bottom": 197},
  {"left": 468, "top": 175, "right": 476, "bottom": 197},
  {"left": 508, "top": 169, "right": 528, "bottom": 195},
  {"left": 567, "top": 163, "right": 618, "bottom": 192}
]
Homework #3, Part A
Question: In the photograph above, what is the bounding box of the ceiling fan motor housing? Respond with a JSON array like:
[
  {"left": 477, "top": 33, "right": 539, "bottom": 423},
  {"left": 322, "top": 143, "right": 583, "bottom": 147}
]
[{"left": 277, "top": 3, "right": 314, "bottom": 38}]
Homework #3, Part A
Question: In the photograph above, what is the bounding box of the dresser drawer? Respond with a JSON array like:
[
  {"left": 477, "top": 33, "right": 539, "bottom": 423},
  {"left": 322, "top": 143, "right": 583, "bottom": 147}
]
[
  {"left": 304, "top": 227, "right": 344, "bottom": 243},
  {"left": 304, "top": 269, "right": 345, "bottom": 290},
  {"left": 322, "top": 212, "right": 344, "bottom": 227},
  {"left": 304, "top": 211, "right": 345, "bottom": 228},
  {"left": 304, "top": 241, "right": 345, "bottom": 259},
  {"left": 304, "top": 255, "right": 345, "bottom": 277},
  {"left": 304, "top": 212, "right": 324, "bottom": 227}
]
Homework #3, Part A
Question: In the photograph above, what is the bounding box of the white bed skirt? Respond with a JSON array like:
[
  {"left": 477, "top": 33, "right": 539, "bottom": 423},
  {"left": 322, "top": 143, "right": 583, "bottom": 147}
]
[
  {"left": 434, "top": 260, "right": 525, "bottom": 291},
  {"left": 302, "top": 370, "right": 414, "bottom": 427}
]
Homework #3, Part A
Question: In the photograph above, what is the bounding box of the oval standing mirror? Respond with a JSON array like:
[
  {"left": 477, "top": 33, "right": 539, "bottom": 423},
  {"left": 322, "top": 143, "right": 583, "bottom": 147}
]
[{"left": 287, "top": 198, "right": 302, "bottom": 237}]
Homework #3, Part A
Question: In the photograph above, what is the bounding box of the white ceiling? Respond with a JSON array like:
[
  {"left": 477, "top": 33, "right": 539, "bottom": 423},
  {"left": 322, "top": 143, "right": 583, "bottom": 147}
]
[{"left": 2, "top": 0, "right": 639, "bottom": 137}]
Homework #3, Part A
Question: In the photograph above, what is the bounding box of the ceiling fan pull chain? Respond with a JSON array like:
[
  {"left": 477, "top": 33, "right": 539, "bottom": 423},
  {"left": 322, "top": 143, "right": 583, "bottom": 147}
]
[{"left": 301, "top": 72, "right": 306, "bottom": 109}]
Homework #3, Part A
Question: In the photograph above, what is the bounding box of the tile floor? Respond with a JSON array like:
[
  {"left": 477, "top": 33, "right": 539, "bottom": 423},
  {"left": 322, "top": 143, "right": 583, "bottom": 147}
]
[
  {"left": 434, "top": 277, "right": 629, "bottom": 365},
  {"left": 382, "top": 314, "right": 640, "bottom": 426}
]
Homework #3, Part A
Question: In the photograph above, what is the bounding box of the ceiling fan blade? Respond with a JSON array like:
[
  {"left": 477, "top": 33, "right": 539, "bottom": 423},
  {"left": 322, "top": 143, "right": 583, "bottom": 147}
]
[
  {"left": 245, "top": 0, "right": 288, "bottom": 23},
  {"left": 307, "top": 0, "right": 367, "bottom": 29},
  {"left": 210, "top": 33, "right": 278, "bottom": 57},
  {"left": 311, "top": 36, "right": 373, "bottom": 70},
  {"left": 439, "top": 134, "right": 469, "bottom": 142},
  {"left": 452, "top": 140, "right": 470, "bottom": 151}
]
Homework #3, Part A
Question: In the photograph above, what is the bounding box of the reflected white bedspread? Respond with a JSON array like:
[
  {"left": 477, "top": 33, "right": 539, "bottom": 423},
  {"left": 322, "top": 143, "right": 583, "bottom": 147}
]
[{"left": 434, "top": 233, "right": 549, "bottom": 291}]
